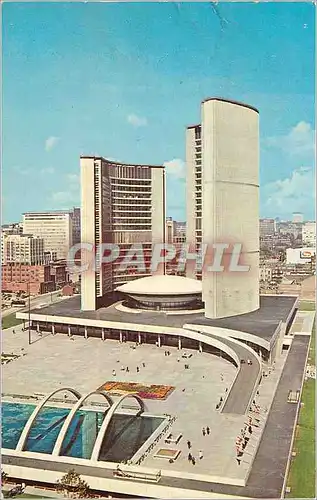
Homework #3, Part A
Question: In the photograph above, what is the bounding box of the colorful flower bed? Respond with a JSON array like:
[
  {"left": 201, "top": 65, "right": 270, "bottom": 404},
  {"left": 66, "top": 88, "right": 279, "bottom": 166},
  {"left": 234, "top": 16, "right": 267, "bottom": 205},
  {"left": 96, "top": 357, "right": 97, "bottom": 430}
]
[{"left": 97, "top": 381, "right": 175, "bottom": 400}]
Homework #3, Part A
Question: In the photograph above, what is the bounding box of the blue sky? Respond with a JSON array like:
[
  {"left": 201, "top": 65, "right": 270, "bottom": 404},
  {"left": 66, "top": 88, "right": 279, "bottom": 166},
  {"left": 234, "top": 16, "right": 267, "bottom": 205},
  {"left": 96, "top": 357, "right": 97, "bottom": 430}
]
[{"left": 2, "top": 1, "right": 315, "bottom": 223}]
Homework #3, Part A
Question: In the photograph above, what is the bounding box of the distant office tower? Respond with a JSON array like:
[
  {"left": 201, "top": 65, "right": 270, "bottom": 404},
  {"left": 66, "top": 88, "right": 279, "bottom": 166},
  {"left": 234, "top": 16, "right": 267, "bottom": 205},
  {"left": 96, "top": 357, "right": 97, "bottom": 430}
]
[
  {"left": 22, "top": 211, "right": 73, "bottom": 261},
  {"left": 302, "top": 221, "right": 316, "bottom": 247},
  {"left": 186, "top": 98, "right": 260, "bottom": 319},
  {"left": 175, "top": 221, "right": 186, "bottom": 240},
  {"left": 165, "top": 218, "right": 186, "bottom": 276},
  {"left": 292, "top": 212, "right": 304, "bottom": 223},
  {"left": 80, "top": 156, "right": 165, "bottom": 311},
  {"left": 260, "top": 218, "right": 275, "bottom": 237},
  {"left": 1, "top": 222, "right": 23, "bottom": 236},
  {"left": 166, "top": 217, "right": 176, "bottom": 244},
  {"left": 2, "top": 234, "right": 44, "bottom": 265},
  {"left": 70, "top": 207, "right": 81, "bottom": 246}
]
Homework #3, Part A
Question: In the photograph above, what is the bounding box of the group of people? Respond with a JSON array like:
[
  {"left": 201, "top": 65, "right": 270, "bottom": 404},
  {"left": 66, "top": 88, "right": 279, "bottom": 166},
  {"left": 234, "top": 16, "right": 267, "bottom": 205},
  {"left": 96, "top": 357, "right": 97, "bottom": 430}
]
[
  {"left": 112, "top": 361, "right": 146, "bottom": 377},
  {"left": 184, "top": 426, "right": 211, "bottom": 466},
  {"left": 240, "top": 358, "right": 253, "bottom": 365},
  {"left": 186, "top": 439, "right": 204, "bottom": 465},
  {"left": 235, "top": 402, "right": 262, "bottom": 465}
]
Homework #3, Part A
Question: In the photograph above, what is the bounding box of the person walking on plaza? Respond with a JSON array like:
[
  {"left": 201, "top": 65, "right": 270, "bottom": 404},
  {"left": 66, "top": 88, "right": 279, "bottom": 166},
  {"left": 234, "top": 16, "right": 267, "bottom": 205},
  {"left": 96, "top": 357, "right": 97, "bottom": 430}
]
[
  {"left": 199, "top": 450, "right": 203, "bottom": 460},
  {"left": 188, "top": 453, "right": 192, "bottom": 462},
  {"left": 191, "top": 457, "right": 196, "bottom": 465},
  {"left": 206, "top": 426, "right": 210, "bottom": 435},
  {"left": 126, "top": 366, "right": 129, "bottom": 373},
  {"left": 187, "top": 440, "right": 191, "bottom": 449},
  {"left": 112, "top": 369, "right": 116, "bottom": 377},
  {"left": 202, "top": 427, "right": 206, "bottom": 436},
  {"left": 136, "top": 366, "right": 139, "bottom": 373}
]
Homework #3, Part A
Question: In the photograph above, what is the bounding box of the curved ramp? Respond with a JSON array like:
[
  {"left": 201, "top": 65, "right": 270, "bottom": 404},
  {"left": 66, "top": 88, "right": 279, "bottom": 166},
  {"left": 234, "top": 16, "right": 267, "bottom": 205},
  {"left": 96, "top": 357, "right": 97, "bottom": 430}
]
[{"left": 184, "top": 328, "right": 261, "bottom": 415}]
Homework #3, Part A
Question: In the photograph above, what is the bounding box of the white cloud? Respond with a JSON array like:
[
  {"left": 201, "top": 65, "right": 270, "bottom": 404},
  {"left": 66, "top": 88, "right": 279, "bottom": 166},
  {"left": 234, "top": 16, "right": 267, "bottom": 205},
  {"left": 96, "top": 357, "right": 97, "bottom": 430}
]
[
  {"left": 266, "top": 121, "right": 315, "bottom": 157},
  {"left": 13, "top": 166, "right": 31, "bottom": 176},
  {"left": 40, "top": 167, "right": 55, "bottom": 175},
  {"left": 263, "top": 166, "right": 315, "bottom": 213},
  {"left": 127, "top": 114, "right": 148, "bottom": 127},
  {"left": 67, "top": 173, "right": 80, "bottom": 186},
  {"left": 51, "top": 191, "right": 75, "bottom": 204},
  {"left": 51, "top": 172, "right": 80, "bottom": 206},
  {"left": 163, "top": 158, "right": 186, "bottom": 179},
  {"left": 45, "top": 136, "right": 59, "bottom": 152}
]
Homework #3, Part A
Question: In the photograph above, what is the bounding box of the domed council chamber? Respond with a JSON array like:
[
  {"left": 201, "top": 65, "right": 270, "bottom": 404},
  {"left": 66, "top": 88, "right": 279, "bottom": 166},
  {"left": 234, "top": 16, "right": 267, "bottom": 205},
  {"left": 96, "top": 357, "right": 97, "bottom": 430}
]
[{"left": 116, "top": 275, "right": 203, "bottom": 312}]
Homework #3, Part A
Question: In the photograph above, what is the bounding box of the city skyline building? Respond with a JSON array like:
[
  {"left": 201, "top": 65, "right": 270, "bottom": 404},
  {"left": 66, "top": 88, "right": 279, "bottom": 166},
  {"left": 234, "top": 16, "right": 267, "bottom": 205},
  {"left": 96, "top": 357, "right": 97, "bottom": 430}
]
[
  {"left": 302, "top": 221, "right": 316, "bottom": 248},
  {"left": 70, "top": 207, "right": 81, "bottom": 246},
  {"left": 22, "top": 211, "right": 73, "bottom": 261},
  {"left": 292, "top": 212, "right": 304, "bottom": 223},
  {"left": 260, "top": 218, "right": 276, "bottom": 237},
  {"left": 186, "top": 97, "right": 260, "bottom": 319},
  {"left": 2, "top": 233, "right": 45, "bottom": 266},
  {"left": 80, "top": 156, "right": 165, "bottom": 311}
]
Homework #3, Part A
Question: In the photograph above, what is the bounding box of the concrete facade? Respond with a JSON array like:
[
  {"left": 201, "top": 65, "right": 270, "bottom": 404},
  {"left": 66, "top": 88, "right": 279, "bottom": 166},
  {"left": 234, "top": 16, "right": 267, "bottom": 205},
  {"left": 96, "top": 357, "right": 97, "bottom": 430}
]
[
  {"left": 185, "top": 99, "right": 260, "bottom": 318},
  {"left": 200, "top": 99, "right": 260, "bottom": 318},
  {"left": 80, "top": 157, "right": 165, "bottom": 311}
]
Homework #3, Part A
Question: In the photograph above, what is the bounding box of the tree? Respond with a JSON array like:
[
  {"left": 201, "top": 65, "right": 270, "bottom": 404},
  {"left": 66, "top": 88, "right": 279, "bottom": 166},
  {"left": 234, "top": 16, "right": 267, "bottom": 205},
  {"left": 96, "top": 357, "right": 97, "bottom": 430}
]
[{"left": 56, "top": 469, "right": 90, "bottom": 499}]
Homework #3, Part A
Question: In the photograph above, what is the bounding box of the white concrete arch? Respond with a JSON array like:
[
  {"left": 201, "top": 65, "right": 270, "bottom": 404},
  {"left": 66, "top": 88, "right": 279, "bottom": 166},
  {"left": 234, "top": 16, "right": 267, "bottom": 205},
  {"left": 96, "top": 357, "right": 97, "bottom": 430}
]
[
  {"left": 16, "top": 387, "right": 82, "bottom": 452},
  {"left": 52, "top": 390, "right": 113, "bottom": 456},
  {"left": 91, "top": 394, "right": 145, "bottom": 462}
]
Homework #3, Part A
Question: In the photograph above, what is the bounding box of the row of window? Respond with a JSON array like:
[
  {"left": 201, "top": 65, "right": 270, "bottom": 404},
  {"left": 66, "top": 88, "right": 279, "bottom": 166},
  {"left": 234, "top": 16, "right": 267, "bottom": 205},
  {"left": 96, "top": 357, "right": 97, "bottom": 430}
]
[
  {"left": 106, "top": 163, "right": 152, "bottom": 180},
  {"left": 113, "top": 225, "right": 152, "bottom": 231},
  {"left": 111, "top": 179, "right": 151, "bottom": 186}
]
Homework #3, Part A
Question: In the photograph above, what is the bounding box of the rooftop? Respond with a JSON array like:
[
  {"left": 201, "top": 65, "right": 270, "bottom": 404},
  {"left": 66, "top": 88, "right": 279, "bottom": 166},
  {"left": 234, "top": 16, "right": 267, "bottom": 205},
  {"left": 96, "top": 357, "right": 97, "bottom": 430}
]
[
  {"left": 116, "top": 275, "right": 202, "bottom": 296},
  {"left": 80, "top": 156, "right": 164, "bottom": 169},
  {"left": 29, "top": 295, "right": 298, "bottom": 342},
  {"left": 201, "top": 97, "right": 259, "bottom": 113}
]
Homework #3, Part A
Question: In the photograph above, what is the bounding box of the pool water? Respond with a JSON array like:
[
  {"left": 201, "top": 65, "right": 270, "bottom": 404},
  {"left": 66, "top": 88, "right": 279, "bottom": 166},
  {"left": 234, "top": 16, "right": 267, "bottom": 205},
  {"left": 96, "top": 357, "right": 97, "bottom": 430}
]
[{"left": 2, "top": 402, "right": 164, "bottom": 462}]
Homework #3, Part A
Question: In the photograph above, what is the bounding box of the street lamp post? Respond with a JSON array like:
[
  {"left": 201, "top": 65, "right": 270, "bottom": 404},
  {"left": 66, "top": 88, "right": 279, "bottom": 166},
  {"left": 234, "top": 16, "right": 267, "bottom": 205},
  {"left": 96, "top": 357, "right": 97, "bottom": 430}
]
[{"left": 27, "top": 281, "right": 31, "bottom": 345}]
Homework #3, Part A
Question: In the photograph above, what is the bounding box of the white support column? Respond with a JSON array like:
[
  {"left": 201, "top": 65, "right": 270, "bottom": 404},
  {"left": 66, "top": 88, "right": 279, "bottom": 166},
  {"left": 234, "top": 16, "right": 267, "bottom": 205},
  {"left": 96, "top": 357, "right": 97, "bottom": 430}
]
[
  {"left": 199, "top": 341, "right": 202, "bottom": 353},
  {"left": 68, "top": 325, "right": 71, "bottom": 337},
  {"left": 52, "top": 324, "right": 55, "bottom": 335},
  {"left": 178, "top": 337, "right": 182, "bottom": 350},
  {"left": 37, "top": 322, "right": 40, "bottom": 333},
  {"left": 102, "top": 328, "right": 105, "bottom": 341},
  {"left": 158, "top": 335, "right": 161, "bottom": 347},
  {"left": 84, "top": 326, "right": 88, "bottom": 339},
  {"left": 119, "top": 331, "right": 123, "bottom": 343},
  {"left": 138, "top": 332, "right": 141, "bottom": 344}
]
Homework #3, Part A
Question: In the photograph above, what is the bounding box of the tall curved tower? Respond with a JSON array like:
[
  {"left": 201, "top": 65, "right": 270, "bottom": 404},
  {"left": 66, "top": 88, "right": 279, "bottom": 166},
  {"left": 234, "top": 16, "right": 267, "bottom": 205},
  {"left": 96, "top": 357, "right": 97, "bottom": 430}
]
[{"left": 201, "top": 98, "right": 260, "bottom": 319}]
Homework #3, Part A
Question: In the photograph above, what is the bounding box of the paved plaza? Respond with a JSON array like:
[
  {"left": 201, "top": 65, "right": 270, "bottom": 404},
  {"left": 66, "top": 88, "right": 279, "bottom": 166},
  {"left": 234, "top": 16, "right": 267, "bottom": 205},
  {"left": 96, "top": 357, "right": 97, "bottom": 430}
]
[{"left": 2, "top": 323, "right": 288, "bottom": 485}]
